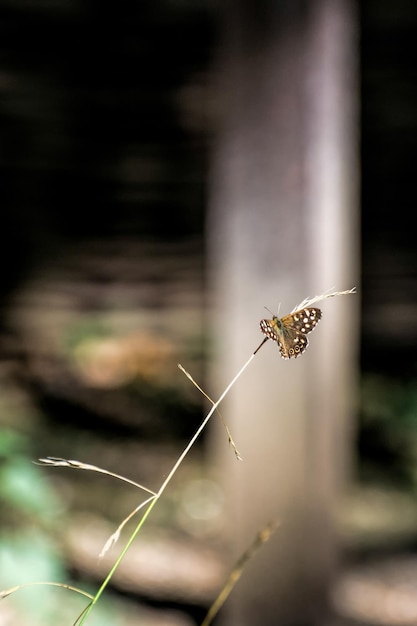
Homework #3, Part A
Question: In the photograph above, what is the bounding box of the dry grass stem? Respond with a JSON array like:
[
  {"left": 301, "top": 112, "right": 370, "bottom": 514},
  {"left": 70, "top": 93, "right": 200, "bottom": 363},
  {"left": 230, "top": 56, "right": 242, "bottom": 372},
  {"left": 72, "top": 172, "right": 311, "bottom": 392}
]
[
  {"left": 178, "top": 364, "right": 242, "bottom": 460},
  {"left": 253, "top": 336, "right": 269, "bottom": 355},
  {"left": 200, "top": 520, "right": 279, "bottom": 626},
  {"left": 37, "top": 457, "right": 157, "bottom": 496},
  {"left": 0, "top": 581, "right": 94, "bottom": 600},
  {"left": 99, "top": 495, "right": 156, "bottom": 558},
  {"left": 292, "top": 287, "right": 356, "bottom": 312}
]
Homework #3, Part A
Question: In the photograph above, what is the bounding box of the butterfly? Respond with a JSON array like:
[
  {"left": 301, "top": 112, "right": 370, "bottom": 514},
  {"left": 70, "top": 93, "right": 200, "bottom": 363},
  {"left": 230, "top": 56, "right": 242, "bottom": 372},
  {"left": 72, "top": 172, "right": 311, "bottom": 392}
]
[{"left": 259, "top": 307, "right": 322, "bottom": 359}]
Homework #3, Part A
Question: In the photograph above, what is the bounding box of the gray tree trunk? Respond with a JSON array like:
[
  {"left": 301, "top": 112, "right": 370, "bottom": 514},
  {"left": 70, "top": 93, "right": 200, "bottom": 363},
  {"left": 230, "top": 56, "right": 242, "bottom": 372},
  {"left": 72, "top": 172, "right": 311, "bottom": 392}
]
[{"left": 207, "top": 1, "right": 359, "bottom": 624}]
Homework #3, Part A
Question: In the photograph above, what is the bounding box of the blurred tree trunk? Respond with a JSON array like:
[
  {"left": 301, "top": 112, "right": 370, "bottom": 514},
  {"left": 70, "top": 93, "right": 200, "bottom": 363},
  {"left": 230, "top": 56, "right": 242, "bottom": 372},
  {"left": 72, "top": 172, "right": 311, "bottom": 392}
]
[{"left": 207, "top": 1, "right": 359, "bottom": 625}]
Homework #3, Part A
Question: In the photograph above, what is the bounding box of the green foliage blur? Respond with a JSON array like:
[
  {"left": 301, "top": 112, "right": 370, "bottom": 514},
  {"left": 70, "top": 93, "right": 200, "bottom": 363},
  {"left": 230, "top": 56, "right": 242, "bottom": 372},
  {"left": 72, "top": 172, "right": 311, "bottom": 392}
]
[{"left": 359, "top": 375, "right": 417, "bottom": 488}]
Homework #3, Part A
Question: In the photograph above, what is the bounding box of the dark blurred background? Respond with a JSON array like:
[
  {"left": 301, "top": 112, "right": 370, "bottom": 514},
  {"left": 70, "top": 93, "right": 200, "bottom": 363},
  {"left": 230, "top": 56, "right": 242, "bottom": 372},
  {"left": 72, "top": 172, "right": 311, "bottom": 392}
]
[{"left": 0, "top": 1, "right": 417, "bottom": 625}]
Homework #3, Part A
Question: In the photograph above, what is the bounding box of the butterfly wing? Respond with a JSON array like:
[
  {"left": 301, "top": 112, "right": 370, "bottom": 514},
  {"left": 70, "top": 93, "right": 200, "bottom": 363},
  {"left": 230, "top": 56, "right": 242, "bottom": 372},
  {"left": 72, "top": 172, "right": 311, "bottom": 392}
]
[
  {"left": 277, "top": 325, "right": 309, "bottom": 359},
  {"left": 259, "top": 318, "right": 280, "bottom": 342},
  {"left": 259, "top": 307, "right": 322, "bottom": 359},
  {"left": 287, "top": 307, "right": 322, "bottom": 334}
]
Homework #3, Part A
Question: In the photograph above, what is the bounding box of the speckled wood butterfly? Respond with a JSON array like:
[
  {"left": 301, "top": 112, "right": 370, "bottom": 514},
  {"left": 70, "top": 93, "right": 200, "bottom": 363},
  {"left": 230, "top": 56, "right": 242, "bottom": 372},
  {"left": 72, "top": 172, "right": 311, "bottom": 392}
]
[{"left": 259, "top": 307, "right": 322, "bottom": 359}]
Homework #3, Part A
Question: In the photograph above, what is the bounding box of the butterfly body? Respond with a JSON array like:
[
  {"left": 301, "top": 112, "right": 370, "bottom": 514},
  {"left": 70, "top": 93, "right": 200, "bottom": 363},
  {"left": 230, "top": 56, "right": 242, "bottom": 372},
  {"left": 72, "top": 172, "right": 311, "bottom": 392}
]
[{"left": 259, "top": 307, "right": 322, "bottom": 359}]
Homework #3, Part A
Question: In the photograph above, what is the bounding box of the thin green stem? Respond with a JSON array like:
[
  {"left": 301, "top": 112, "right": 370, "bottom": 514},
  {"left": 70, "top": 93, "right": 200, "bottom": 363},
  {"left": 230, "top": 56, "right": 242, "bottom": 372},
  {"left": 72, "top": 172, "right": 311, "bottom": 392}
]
[{"left": 78, "top": 352, "right": 257, "bottom": 624}]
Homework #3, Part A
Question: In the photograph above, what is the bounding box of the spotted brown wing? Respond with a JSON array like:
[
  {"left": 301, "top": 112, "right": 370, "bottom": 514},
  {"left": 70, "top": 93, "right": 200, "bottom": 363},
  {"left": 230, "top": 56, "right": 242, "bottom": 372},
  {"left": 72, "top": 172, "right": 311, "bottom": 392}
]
[{"left": 259, "top": 307, "right": 322, "bottom": 359}]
